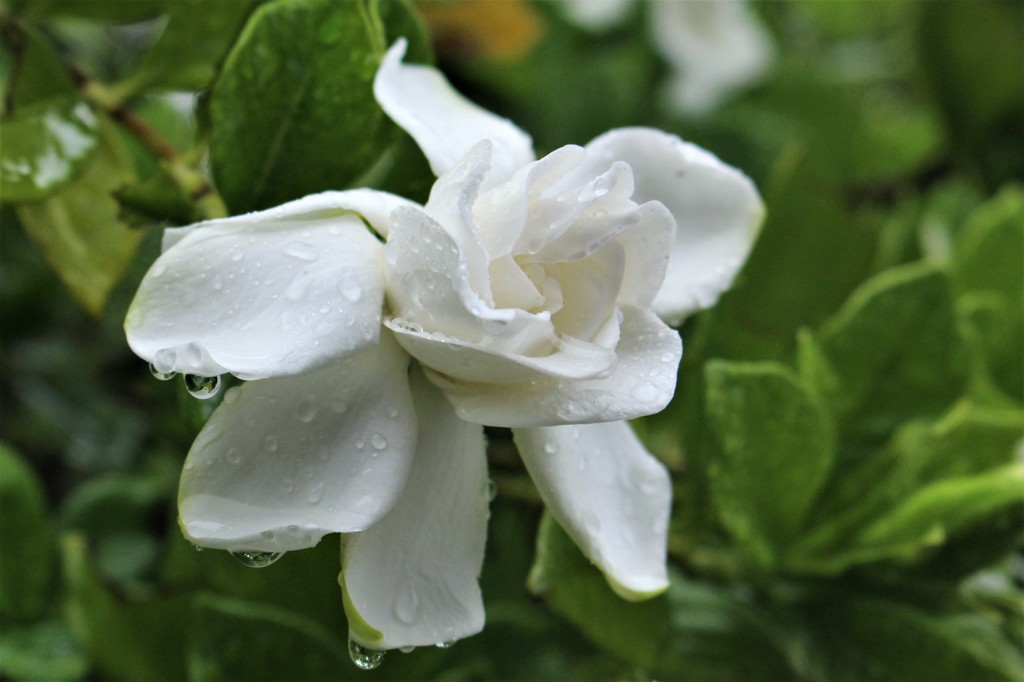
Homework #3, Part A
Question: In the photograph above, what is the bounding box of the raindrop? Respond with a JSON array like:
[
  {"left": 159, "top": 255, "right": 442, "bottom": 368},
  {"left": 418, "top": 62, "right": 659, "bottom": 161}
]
[
  {"left": 330, "top": 399, "right": 348, "bottom": 414},
  {"left": 386, "top": 406, "right": 399, "bottom": 418},
  {"left": 543, "top": 441, "right": 559, "bottom": 455},
  {"left": 339, "top": 281, "right": 363, "bottom": 303},
  {"left": 370, "top": 433, "right": 387, "bottom": 450},
  {"left": 393, "top": 585, "right": 420, "bottom": 625},
  {"left": 399, "top": 646, "right": 416, "bottom": 654},
  {"left": 307, "top": 481, "right": 325, "bottom": 504},
  {"left": 348, "top": 640, "right": 385, "bottom": 670},
  {"left": 149, "top": 363, "right": 176, "bottom": 381},
  {"left": 231, "top": 550, "right": 283, "bottom": 567},
  {"left": 296, "top": 397, "right": 317, "bottom": 423},
  {"left": 260, "top": 530, "right": 275, "bottom": 540},
  {"left": 487, "top": 479, "right": 498, "bottom": 501},
  {"left": 660, "top": 352, "right": 676, "bottom": 363},
  {"left": 284, "top": 241, "right": 319, "bottom": 261},
  {"left": 631, "top": 382, "right": 659, "bottom": 403},
  {"left": 435, "top": 640, "right": 456, "bottom": 649},
  {"left": 153, "top": 348, "right": 176, "bottom": 374},
  {"left": 191, "top": 543, "right": 204, "bottom": 552},
  {"left": 226, "top": 447, "right": 241, "bottom": 464},
  {"left": 285, "top": 271, "right": 312, "bottom": 301},
  {"left": 185, "top": 374, "right": 221, "bottom": 399}
]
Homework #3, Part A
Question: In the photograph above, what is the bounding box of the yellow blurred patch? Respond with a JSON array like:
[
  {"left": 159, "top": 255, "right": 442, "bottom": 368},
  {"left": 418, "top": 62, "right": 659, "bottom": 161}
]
[{"left": 416, "top": 0, "right": 545, "bottom": 61}]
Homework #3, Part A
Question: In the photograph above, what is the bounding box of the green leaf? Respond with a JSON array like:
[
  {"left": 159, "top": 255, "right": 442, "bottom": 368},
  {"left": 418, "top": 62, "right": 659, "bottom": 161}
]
[
  {"left": 0, "top": 442, "right": 54, "bottom": 621},
  {"left": 817, "top": 262, "right": 967, "bottom": 431},
  {"left": 209, "top": 0, "right": 425, "bottom": 213},
  {"left": 857, "top": 463, "right": 1024, "bottom": 551},
  {"left": 0, "top": 619, "right": 88, "bottom": 681},
  {"left": 188, "top": 594, "right": 349, "bottom": 682},
  {"left": 13, "top": 0, "right": 168, "bottom": 22},
  {"left": 1, "top": 98, "right": 99, "bottom": 203},
  {"left": 8, "top": 24, "right": 77, "bottom": 107},
  {"left": 15, "top": 119, "right": 143, "bottom": 316},
  {"left": 704, "top": 361, "right": 835, "bottom": 567},
  {"left": 128, "top": 0, "right": 258, "bottom": 92},
  {"left": 62, "top": 534, "right": 190, "bottom": 682}
]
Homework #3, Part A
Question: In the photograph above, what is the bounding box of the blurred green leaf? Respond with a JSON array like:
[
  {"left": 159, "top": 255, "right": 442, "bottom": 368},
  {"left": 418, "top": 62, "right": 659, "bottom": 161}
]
[
  {"left": 12, "top": 0, "right": 169, "bottom": 22},
  {"left": 704, "top": 361, "right": 835, "bottom": 567},
  {"left": 62, "top": 534, "right": 190, "bottom": 682},
  {"left": 15, "top": 119, "right": 143, "bottom": 316},
  {"left": 1, "top": 98, "right": 99, "bottom": 203},
  {"left": 188, "top": 593, "right": 349, "bottom": 682},
  {"left": 857, "top": 463, "right": 1024, "bottom": 551},
  {"left": 7, "top": 24, "right": 77, "bottom": 107},
  {"left": 0, "top": 442, "right": 54, "bottom": 621},
  {"left": 528, "top": 514, "right": 793, "bottom": 680},
  {"left": 917, "top": 0, "right": 1024, "bottom": 186},
  {"left": 209, "top": 0, "right": 426, "bottom": 213},
  {"left": 127, "top": 0, "right": 257, "bottom": 92},
  {"left": 527, "top": 512, "right": 669, "bottom": 669},
  {"left": 0, "top": 619, "right": 88, "bottom": 681},
  {"left": 793, "top": 400, "right": 1023, "bottom": 574},
  {"left": 817, "top": 262, "right": 967, "bottom": 435},
  {"left": 829, "top": 598, "right": 1024, "bottom": 682}
]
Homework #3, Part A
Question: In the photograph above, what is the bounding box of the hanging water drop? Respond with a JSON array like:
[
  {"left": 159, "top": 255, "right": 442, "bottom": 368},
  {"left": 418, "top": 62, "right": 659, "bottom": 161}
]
[
  {"left": 191, "top": 543, "right": 204, "bottom": 552},
  {"left": 185, "top": 374, "right": 221, "bottom": 399},
  {"left": 435, "top": 640, "right": 456, "bottom": 649},
  {"left": 399, "top": 646, "right": 416, "bottom": 654},
  {"left": 231, "top": 550, "right": 283, "bottom": 567},
  {"left": 487, "top": 479, "right": 498, "bottom": 501},
  {"left": 348, "top": 640, "right": 385, "bottom": 670},
  {"left": 149, "top": 363, "right": 176, "bottom": 381}
]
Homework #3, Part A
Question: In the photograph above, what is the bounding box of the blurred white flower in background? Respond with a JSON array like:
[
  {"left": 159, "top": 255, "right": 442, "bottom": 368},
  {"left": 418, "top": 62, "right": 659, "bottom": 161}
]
[{"left": 562, "top": 0, "right": 775, "bottom": 115}]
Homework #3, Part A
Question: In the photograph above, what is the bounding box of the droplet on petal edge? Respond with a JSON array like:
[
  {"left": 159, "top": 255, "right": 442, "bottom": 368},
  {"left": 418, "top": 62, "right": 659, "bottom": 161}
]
[
  {"left": 149, "top": 363, "right": 176, "bottom": 381},
  {"left": 185, "top": 374, "right": 221, "bottom": 399},
  {"left": 399, "top": 645, "right": 416, "bottom": 654},
  {"left": 230, "top": 550, "right": 284, "bottom": 568},
  {"left": 435, "top": 640, "right": 457, "bottom": 649},
  {"left": 348, "top": 640, "right": 386, "bottom": 670}
]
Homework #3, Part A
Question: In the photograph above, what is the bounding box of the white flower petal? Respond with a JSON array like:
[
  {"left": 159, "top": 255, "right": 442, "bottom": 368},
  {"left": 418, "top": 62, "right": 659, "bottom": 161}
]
[
  {"left": 374, "top": 39, "right": 535, "bottom": 189},
  {"left": 127, "top": 210, "right": 387, "bottom": 380},
  {"left": 574, "top": 128, "right": 764, "bottom": 325},
  {"left": 513, "top": 420, "right": 671, "bottom": 599},
  {"left": 177, "top": 334, "right": 416, "bottom": 552},
  {"left": 561, "top": 0, "right": 632, "bottom": 31},
  {"left": 544, "top": 241, "right": 625, "bottom": 342},
  {"left": 384, "top": 205, "right": 559, "bottom": 359},
  {"left": 429, "top": 305, "right": 680, "bottom": 427},
  {"left": 341, "top": 367, "right": 488, "bottom": 650}
]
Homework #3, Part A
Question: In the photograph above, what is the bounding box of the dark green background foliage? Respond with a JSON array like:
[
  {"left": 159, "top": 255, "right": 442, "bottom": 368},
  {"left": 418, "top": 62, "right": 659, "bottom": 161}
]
[{"left": 1, "top": 0, "right": 1021, "bottom": 680}]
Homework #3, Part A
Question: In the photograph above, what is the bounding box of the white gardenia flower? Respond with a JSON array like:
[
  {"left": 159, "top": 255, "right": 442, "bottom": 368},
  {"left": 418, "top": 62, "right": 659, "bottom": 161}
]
[
  {"left": 562, "top": 0, "right": 775, "bottom": 115},
  {"left": 124, "top": 39, "right": 763, "bottom": 652}
]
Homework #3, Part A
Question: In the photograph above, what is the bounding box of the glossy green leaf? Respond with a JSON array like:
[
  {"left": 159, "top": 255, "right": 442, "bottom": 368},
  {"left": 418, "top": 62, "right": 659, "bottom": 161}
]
[
  {"left": 0, "top": 619, "right": 88, "bottom": 681},
  {"left": 704, "top": 361, "right": 836, "bottom": 567},
  {"left": 0, "top": 442, "right": 53, "bottom": 621},
  {"left": 209, "top": 0, "right": 426, "bottom": 213},
  {"left": 188, "top": 594, "right": 349, "bottom": 682},
  {"left": 62, "top": 534, "right": 190, "bottom": 682},
  {"left": 15, "top": 120, "right": 143, "bottom": 316},
  {"left": 0, "top": 98, "right": 99, "bottom": 203},
  {"left": 13, "top": 0, "right": 168, "bottom": 22},
  {"left": 7, "top": 24, "right": 78, "bottom": 107}
]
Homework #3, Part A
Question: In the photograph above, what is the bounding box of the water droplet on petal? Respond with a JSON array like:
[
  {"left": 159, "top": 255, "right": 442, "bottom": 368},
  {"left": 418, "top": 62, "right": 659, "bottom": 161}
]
[
  {"left": 284, "top": 241, "right": 319, "bottom": 261},
  {"left": 185, "top": 374, "right": 221, "bottom": 399},
  {"left": 631, "top": 382, "right": 659, "bottom": 403},
  {"left": 226, "top": 447, "right": 241, "bottom": 464},
  {"left": 264, "top": 435, "right": 279, "bottom": 452},
  {"left": 348, "top": 640, "right": 385, "bottom": 670},
  {"left": 543, "top": 441, "right": 559, "bottom": 455},
  {"left": 435, "top": 640, "right": 456, "bottom": 649},
  {"left": 393, "top": 584, "right": 420, "bottom": 625},
  {"left": 399, "top": 645, "right": 416, "bottom": 654},
  {"left": 330, "top": 399, "right": 348, "bottom": 414},
  {"left": 307, "top": 481, "right": 324, "bottom": 504},
  {"left": 487, "top": 479, "right": 497, "bottom": 501},
  {"left": 153, "top": 348, "right": 176, "bottom": 374},
  {"left": 370, "top": 433, "right": 387, "bottom": 450},
  {"left": 339, "top": 281, "right": 363, "bottom": 303},
  {"left": 285, "top": 271, "right": 312, "bottom": 301},
  {"left": 149, "top": 363, "right": 176, "bottom": 381},
  {"left": 191, "top": 543, "right": 204, "bottom": 552},
  {"left": 231, "top": 550, "right": 283, "bottom": 567}
]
